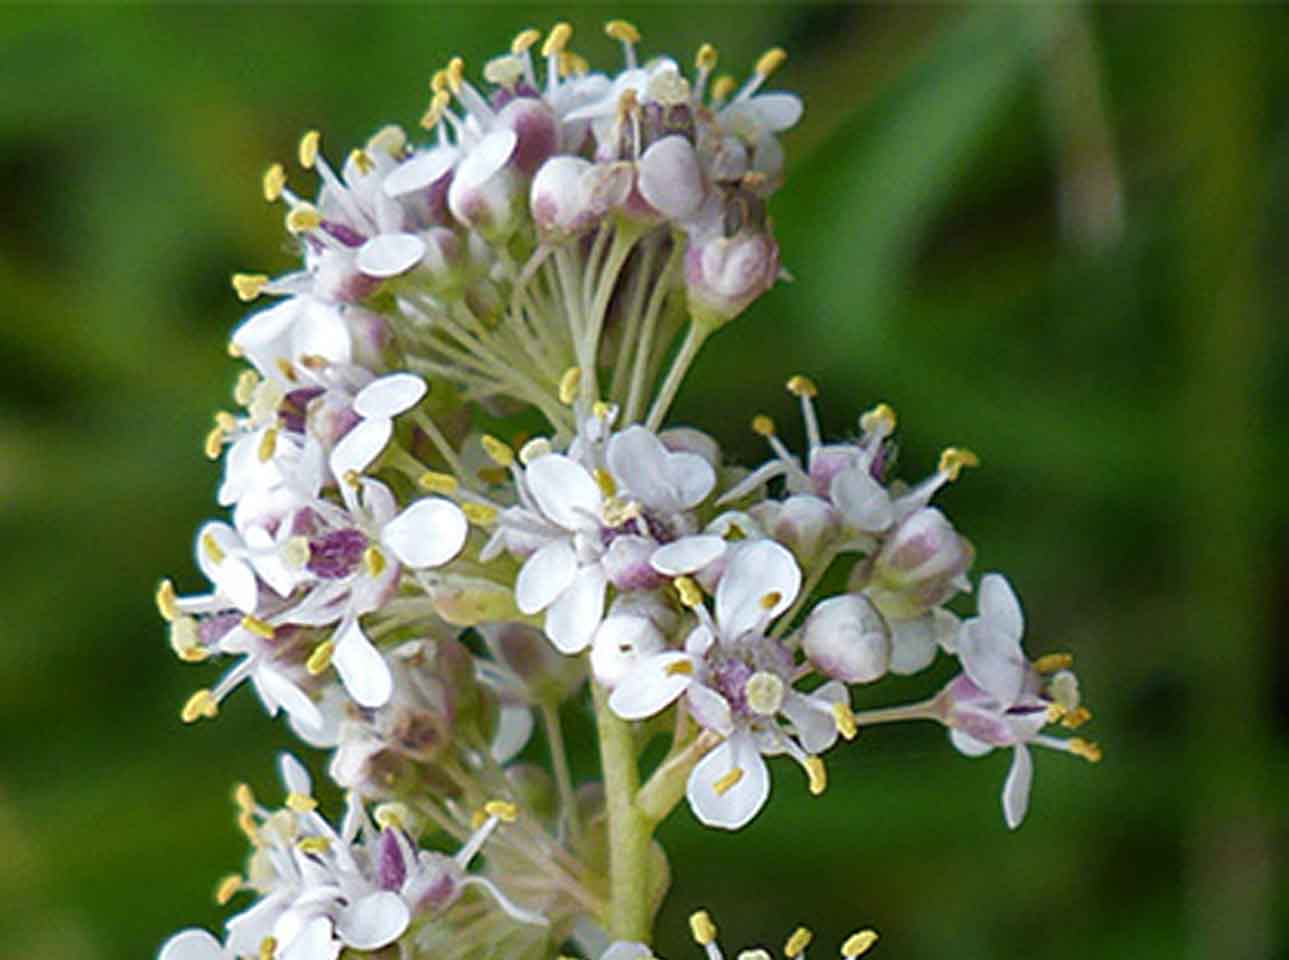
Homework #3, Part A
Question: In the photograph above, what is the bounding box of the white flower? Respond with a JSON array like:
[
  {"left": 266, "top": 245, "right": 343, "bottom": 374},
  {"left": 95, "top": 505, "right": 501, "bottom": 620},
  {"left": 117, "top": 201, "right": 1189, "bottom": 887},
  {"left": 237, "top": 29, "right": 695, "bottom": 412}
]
[{"left": 328, "top": 372, "right": 428, "bottom": 492}]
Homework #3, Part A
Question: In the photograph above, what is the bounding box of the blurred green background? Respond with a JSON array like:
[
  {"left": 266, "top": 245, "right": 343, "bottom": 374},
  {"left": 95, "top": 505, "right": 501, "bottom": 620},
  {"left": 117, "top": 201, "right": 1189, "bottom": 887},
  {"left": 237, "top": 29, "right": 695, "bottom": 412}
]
[{"left": 1, "top": 3, "right": 1285, "bottom": 959}]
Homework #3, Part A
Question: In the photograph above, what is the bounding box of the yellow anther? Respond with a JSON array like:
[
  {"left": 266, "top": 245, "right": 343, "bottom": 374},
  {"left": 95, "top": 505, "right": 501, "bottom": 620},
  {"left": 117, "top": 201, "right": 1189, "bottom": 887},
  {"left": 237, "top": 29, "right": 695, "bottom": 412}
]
[
  {"left": 306, "top": 640, "right": 335, "bottom": 676},
  {"left": 938, "top": 447, "right": 980, "bottom": 481},
  {"left": 696, "top": 43, "right": 718, "bottom": 72},
  {"left": 215, "top": 410, "right": 239, "bottom": 432},
  {"left": 1062, "top": 706, "right": 1092, "bottom": 730},
  {"left": 541, "top": 22, "right": 572, "bottom": 58},
  {"left": 231, "top": 273, "right": 269, "bottom": 303},
  {"left": 374, "top": 802, "right": 411, "bottom": 830},
  {"left": 674, "top": 576, "right": 704, "bottom": 609},
  {"left": 483, "top": 799, "right": 519, "bottom": 822},
  {"left": 261, "top": 163, "right": 286, "bottom": 202},
  {"left": 181, "top": 689, "right": 219, "bottom": 724},
  {"left": 786, "top": 374, "right": 817, "bottom": 398},
  {"left": 170, "top": 618, "right": 209, "bottom": 662},
  {"left": 759, "top": 590, "right": 782, "bottom": 610},
  {"left": 604, "top": 19, "right": 641, "bottom": 43},
  {"left": 237, "top": 811, "right": 259, "bottom": 842},
  {"left": 275, "top": 358, "right": 297, "bottom": 383},
  {"left": 689, "top": 910, "right": 718, "bottom": 946},
  {"left": 349, "top": 148, "right": 374, "bottom": 175},
  {"left": 833, "top": 701, "right": 858, "bottom": 741},
  {"left": 841, "top": 930, "right": 879, "bottom": 958},
  {"left": 470, "top": 808, "right": 488, "bottom": 830},
  {"left": 214, "top": 873, "right": 242, "bottom": 906},
  {"left": 256, "top": 426, "right": 279, "bottom": 464},
  {"left": 860, "top": 402, "right": 897, "bottom": 436},
  {"left": 418, "top": 471, "right": 459, "bottom": 495},
  {"left": 446, "top": 57, "right": 465, "bottom": 94},
  {"left": 363, "top": 546, "right": 387, "bottom": 577},
  {"left": 804, "top": 755, "right": 827, "bottom": 795},
  {"left": 664, "top": 659, "right": 695, "bottom": 678},
  {"left": 204, "top": 424, "right": 226, "bottom": 460},
  {"left": 558, "top": 366, "right": 582, "bottom": 405},
  {"left": 285, "top": 792, "right": 317, "bottom": 814},
  {"left": 1045, "top": 703, "right": 1067, "bottom": 725},
  {"left": 227, "top": 341, "right": 243, "bottom": 359},
  {"left": 752, "top": 414, "right": 776, "bottom": 437},
  {"left": 286, "top": 203, "right": 322, "bottom": 234},
  {"left": 462, "top": 503, "right": 499, "bottom": 526},
  {"left": 593, "top": 468, "right": 617, "bottom": 498},
  {"left": 739, "top": 952, "right": 772, "bottom": 960},
  {"left": 297, "top": 835, "right": 331, "bottom": 855},
  {"left": 297, "top": 130, "right": 321, "bottom": 169},
  {"left": 601, "top": 497, "right": 639, "bottom": 528},
  {"left": 1035, "top": 652, "right": 1074, "bottom": 674},
  {"left": 511, "top": 28, "right": 541, "bottom": 55},
  {"left": 258, "top": 937, "right": 278, "bottom": 960},
  {"left": 430, "top": 69, "right": 449, "bottom": 94},
  {"left": 712, "top": 767, "right": 744, "bottom": 796},
  {"left": 711, "top": 75, "right": 737, "bottom": 103},
  {"left": 366, "top": 124, "right": 406, "bottom": 158},
  {"left": 518, "top": 438, "right": 551, "bottom": 465},
  {"left": 234, "top": 370, "right": 260, "bottom": 407},
  {"left": 1068, "top": 738, "right": 1102, "bottom": 763},
  {"left": 755, "top": 47, "right": 787, "bottom": 78},
  {"left": 155, "top": 579, "right": 179, "bottom": 622},
  {"left": 201, "top": 532, "right": 226, "bottom": 565},
  {"left": 481, "top": 434, "right": 515, "bottom": 468},
  {"left": 592, "top": 400, "right": 614, "bottom": 422},
  {"left": 785, "top": 927, "right": 814, "bottom": 958},
  {"left": 561, "top": 51, "right": 589, "bottom": 75},
  {"left": 234, "top": 782, "right": 256, "bottom": 813},
  {"left": 484, "top": 55, "right": 525, "bottom": 87},
  {"left": 241, "top": 615, "right": 275, "bottom": 640}
]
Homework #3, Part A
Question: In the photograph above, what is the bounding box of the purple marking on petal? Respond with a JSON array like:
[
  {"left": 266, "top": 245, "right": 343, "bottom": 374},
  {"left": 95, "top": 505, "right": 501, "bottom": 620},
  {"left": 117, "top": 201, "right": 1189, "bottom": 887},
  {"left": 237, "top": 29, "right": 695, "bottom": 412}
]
[
  {"left": 321, "top": 221, "right": 368, "bottom": 247},
  {"left": 199, "top": 611, "right": 242, "bottom": 645},
  {"left": 378, "top": 828, "right": 408, "bottom": 891},
  {"left": 281, "top": 387, "right": 324, "bottom": 434},
  {"left": 307, "top": 528, "right": 369, "bottom": 579}
]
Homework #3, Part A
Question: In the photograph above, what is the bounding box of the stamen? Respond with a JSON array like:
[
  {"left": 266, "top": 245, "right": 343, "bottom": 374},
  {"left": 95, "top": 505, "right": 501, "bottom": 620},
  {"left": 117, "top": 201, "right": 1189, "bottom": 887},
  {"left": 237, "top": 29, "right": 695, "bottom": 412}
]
[
  {"left": 1035, "top": 652, "right": 1074, "bottom": 674},
  {"left": 258, "top": 937, "right": 278, "bottom": 960},
  {"left": 1062, "top": 706, "right": 1093, "bottom": 730},
  {"left": 483, "top": 799, "right": 519, "bottom": 822},
  {"left": 446, "top": 57, "right": 466, "bottom": 94},
  {"left": 592, "top": 400, "right": 616, "bottom": 422},
  {"left": 237, "top": 812, "right": 259, "bottom": 842},
  {"left": 674, "top": 576, "right": 704, "bottom": 608},
  {"left": 755, "top": 47, "right": 787, "bottom": 79},
  {"left": 786, "top": 374, "right": 817, "bottom": 398},
  {"left": 374, "top": 802, "right": 411, "bottom": 830},
  {"left": 155, "top": 579, "right": 179, "bottom": 622},
  {"left": 690, "top": 911, "right": 718, "bottom": 946},
  {"left": 240, "top": 615, "right": 275, "bottom": 640},
  {"left": 257, "top": 426, "right": 278, "bottom": 463},
  {"left": 711, "top": 75, "right": 737, "bottom": 105},
  {"left": 233, "top": 370, "right": 260, "bottom": 407},
  {"left": 860, "top": 402, "right": 897, "bottom": 437},
  {"left": 430, "top": 69, "right": 449, "bottom": 94},
  {"left": 841, "top": 930, "right": 879, "bottom": 958},
  {"left": 604, "top": 19, "right": 641, "bottom": 43},
  {"left": 481, "top": 434, "right": 515, "bottom": 468},
  {"left": 511, "top": 28, "right": 541, "bottom": 55},
  {"left": 365, "top": 125, "right": 406, "bottom": 158},
  {"left": 297, "top": 130, "right": 321, "bottom": 170},
  {"left": 541, "top": 22, "right": 572, "bottom": 58},
  {"left": 484, "top": 55, "right": 525, "bottom": 88},
  {"left": 201, "top": 532, "right": 226, "bottom": 565},
  {"left": 665, "top": 660, "right": 694, "bottom": 677},
  {"left": 349, "top": 148, "right": 374, "bottom": 175},
  {"left": 518, "top": 438, "right": 552, "bottom": 464},
  {"left": 1067, "top": 738, "right": 1102, "bottom": 763},
  {"left": 938, "top": 447, "right": 980, "bottom": 481},
  {"left": 285, "top": 203, "right": 323, "bottom": 234},
  {"left": 593, "top": 468, "right": 617, "bottom": 497},
  {"left": 739, "top": 952, "right": 771, "bottom": 960},
  {"left": 181, "top": 688, "right": 219, "bottom": 724},
  {"left": 759, "top": 590, "right": 782, "bottom": 610},
  {"left": 462, "top": 503, "right": 498, "bottom": 526},
  {"left": 785, "top": 928, "right": 814, "bottom": 959},
  {"left": 233, "top": 782, "right": 255, "bottom": 813},
  {"left": 169, "top": 618, "right": 208, "bottom": 662},
  {"left": 558, "top": 366, "right": 581, "bottom": 405},
  {"left": 832, "top": 701, "right": 858, "bottom": 740},
  {"left": 285, "top": 792, "right": 317, "bottom": 814},
  {"left": 306, "top": 640, "right": 335, "bottom": 676},
  {"left": 297, "top": 835, "right": 330, "bottom": 855},
  {"left": 418, "top": 471, "right": 460, "bottom": 494},
  {"left": 203, "top": 425, "right": 225, "bottom": 460},
  {"left": 560, "top": 51, "right": 589, "bottom": 77},
  {"left": 752, "top": 414, "right": 776, "bottom": 437},
  {"left": 231, "top": 273, "right": 269, "bottom": 303},
  {"left": 804, "top": 755, "right": 827, "bottom": 795},
  {"left": 363, "top": 546, "right": 387, "bottom": 577},
  {"left": 421, "top": 90, "right": 452, "bottom": 130},
  {"left": 696, "top": 43, "right": 718, "bottom": 72},
  {"left": 261, "top": 163, "right": 286, "bottom": 202},
  {"left": 712, "top": 767, "right": 744, "bottom": 796}
]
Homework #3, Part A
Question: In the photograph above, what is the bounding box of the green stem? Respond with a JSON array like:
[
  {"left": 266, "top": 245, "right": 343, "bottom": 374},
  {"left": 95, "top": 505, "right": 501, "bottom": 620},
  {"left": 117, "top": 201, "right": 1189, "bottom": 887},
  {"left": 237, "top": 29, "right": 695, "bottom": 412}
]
[
  {"left": 636, "top": 730, "right": 719, "bottom": 825},
  {"left": 644, "top": 320, "right": 710, "bottom": 432},
  {"left": 592, "top": 681, "right": 652, "bottom": 943},
  {"left": 541, "top": 702, "right": 582, "bottom": 846}
]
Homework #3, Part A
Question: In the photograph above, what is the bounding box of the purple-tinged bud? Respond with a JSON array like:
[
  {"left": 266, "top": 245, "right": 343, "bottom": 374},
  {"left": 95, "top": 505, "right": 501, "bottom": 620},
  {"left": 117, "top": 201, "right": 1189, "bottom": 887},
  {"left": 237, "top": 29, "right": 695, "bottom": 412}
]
[
  {"left": 800, "top": 593, "right": 891, "bottom": 684},
  {"left": 479, "top": 622, "right": 585, "bottom": 704},
  {"left": 750, "top": 494, "right": 838, "bottom": 566},
  {"left": 659, "top": 427, "right": 722, "bottom": 471},
  {"left": 637, "top": 135, "right": 706, "bottom": 222},
  {"left": 447, "top": 130, "right": 525, "bottom": 242},
  {"left": 864, "top": 507, "right": 974, "bottom": 621},
  {"left": 531, "top": 156, "right": 601, "bottom": 239},
  {"left": 603, "top": 535, "right": 667, "bottom": 592},
  {"left": 808, "top": 444, "right": 860, "bottom": 498},
  {"left": 684, "top": 227, "right": 780, "bottom": 329},
  {"left": 497, "top": 96, "right": 560, "bottom": 176}
]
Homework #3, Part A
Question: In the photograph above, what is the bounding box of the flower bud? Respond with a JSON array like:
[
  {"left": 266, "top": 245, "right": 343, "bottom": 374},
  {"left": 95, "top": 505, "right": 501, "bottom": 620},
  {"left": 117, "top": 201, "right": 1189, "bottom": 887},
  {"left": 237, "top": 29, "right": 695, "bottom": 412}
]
[
  {"left": 864, "top": 508, "right": 974, "bottom": 620},
  {"left": 497, "top": 96, "right": 560, "bottom": 175},
  {"left": 684, "top": 226, "right": 780, "bottom": 329},
  {"left": 637, "top": 135, "right": 705, "bottom": 222},
  {"left": 447, "top": 130, "right": 525, "bottom": 242},
  {"left": 800, "top": 593, "right": 891, "bottom": 684},
  {"left": 603, "top": 535, "right": 667, "bottom": 592},
  {"left": 750, "top": 494, "right": 838, "bottom": 566},
  {"left": 531, "top": 156, "right": 601, "bottom": 239}
]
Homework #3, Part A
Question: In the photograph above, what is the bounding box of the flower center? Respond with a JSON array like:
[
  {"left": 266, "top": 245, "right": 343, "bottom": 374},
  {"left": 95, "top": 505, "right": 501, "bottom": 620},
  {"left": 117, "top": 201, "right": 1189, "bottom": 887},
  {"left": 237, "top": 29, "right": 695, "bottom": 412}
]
[{"left": 307, "top": 528, "right": 369, "bottom": 579}]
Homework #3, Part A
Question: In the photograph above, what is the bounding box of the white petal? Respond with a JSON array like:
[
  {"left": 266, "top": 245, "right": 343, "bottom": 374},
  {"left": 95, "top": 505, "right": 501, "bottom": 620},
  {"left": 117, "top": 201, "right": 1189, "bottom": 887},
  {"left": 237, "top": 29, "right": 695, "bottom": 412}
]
[
  {"left": 979, "top": 572, "right": 1024, "bottom": 640},
  {"left": 360, "top": 478, "right": 399, "bottom": 526},
  {"left": 1002, "top": 745, "right": 1034, "bottom": 829},
  {"left": 602, "top": 943, "right": 653, "bottom": 960},
  {"left": 949, "top": 727, "right": 995, "bottom": 758},
  {"left": 291, "top": 300, "right": 352, "bottom": 369},
  {"left": 277, "top": 752, "right": 312, "bottom": 796},
  {"left": 259, "top": 669, "right": 323, "bottom": 732},
  {"left": 958, "top": 618, "right": 1026, "bottom": 705},
  {"left": 608, "top": 652, "right": 693, "bottom": 720},
  {"left": 330, "top": 418, "right": 392, "bottom": 481},
  {"left": 159, "top": 929, "right": 225, "bottom": 960},
  {"left": 354, "top": 373, "right": 427, "bottom": 419},
  {"left": 356, "top": 233, "right": 425, "bottom": 278},
  {"left": 525, "top": 454, "right": 601, "bottom": 529},
  {"left": 782, "top": 685, "right": 843, "bottom": 755},
  {"left": 491, "top": 703, "right": 535, "bottom": 764},
  {"left": 888, "top": 616, "right": 940, "bottom": 676},
  {"left": 515, "top": 540, "right": 578, "bottom": 615},
  {"left": 383, "top": 146, "right": 459, "bottom": 197},
  {"left": 651, "top": 535, "right": 726, "bottom": 576},
  {"left": 382, "top": 498, "right": 467, "bottom": 569},
  {"left": 715, "top": 540, "right": 800, "bottom": 639},
  {"left": 336, "top": 891, "right": 410, "bottom": 949},
  {"left": 609, "top": 424, "right": 714, "bottom": 511},
  {"left": 455, "top": 129, "right": 518, "bottom": 189},
  {"left": 638, "top": 135, "right": 704, "bottom": 220},
  {"left": 590, "top": 615, "right": 665, "bottom": 688},
  {"left": 333, "top": 619, "right": 393, "bottom": 707},
  {"left": 685, "top": 682, "right": 733, "bottom": 736},
  {"left": 830, "top": 466, "right": 894, "bottom": 532},
  {"left": 686, "top": 733, "right": 770, "bottom": 830},
  {"left": 280, "top": 916, "right": 340, "bottom": 960},
  {"left": 545, "top": 564, "right": 607, "bottom": 654},
  {"left": 750, "top": 93, "right": 804, "bottom": 131}
]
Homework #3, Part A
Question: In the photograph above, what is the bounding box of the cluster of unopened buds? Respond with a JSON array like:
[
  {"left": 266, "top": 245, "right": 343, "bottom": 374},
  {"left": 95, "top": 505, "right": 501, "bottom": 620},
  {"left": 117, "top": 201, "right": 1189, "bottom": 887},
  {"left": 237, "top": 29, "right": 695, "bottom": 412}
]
[{"left": 157, "top": 20, "right": 1100, "bottom": 960}]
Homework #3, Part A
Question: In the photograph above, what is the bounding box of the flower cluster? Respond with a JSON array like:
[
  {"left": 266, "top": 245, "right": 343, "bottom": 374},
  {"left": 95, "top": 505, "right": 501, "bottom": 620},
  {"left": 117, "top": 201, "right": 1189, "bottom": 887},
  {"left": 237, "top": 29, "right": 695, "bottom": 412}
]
[{"left": 158, "top": 20, "right": 1098, "bottom": 959}]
